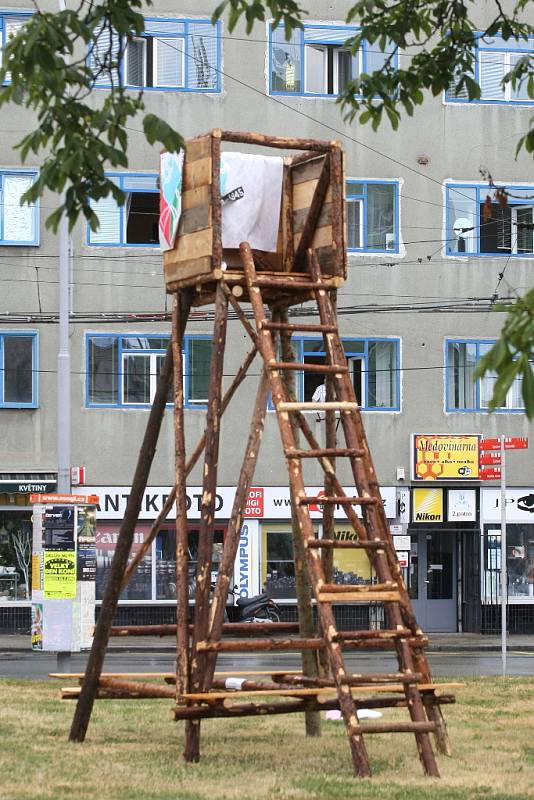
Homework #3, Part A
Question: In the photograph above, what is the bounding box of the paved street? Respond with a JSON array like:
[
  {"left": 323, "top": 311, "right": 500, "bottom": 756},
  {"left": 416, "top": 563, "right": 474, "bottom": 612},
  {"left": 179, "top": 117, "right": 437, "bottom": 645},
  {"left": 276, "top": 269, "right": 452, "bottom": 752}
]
[{"left": 1, "top": 647, "right": 534, "bottom": 679}]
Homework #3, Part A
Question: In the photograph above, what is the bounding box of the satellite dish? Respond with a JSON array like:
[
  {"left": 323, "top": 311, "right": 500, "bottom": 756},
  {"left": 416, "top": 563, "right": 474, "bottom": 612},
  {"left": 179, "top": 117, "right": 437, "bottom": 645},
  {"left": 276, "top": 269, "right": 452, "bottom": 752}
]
[{"left": 453, "top": 217, "right": 472, "bottom": 238}]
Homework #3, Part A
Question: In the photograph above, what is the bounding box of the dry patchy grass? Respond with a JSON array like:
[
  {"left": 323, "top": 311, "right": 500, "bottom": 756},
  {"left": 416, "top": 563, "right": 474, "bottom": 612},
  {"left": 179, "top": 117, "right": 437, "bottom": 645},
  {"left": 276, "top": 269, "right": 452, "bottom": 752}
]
[{"left": 0, "top": 677, "right": 533, "bottom": 799}]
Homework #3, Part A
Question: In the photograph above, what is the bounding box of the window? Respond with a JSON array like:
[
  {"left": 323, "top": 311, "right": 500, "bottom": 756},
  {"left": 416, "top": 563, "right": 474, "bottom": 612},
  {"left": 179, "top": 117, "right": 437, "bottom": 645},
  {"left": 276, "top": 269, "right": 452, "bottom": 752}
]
[
  {"left": 446, "top": 34, "right": 534, "bottom": 104},
  {"left": 446, "top": 339, "right": 525, "bottom": 412},
  {"left": 0, "top": 12, "right": 32, "bottom": 83},
  {"left": 269, "top": 23, "right": 397, "bottom": 96},
  {"left": 0, "top": 332, "right": 37, "bottom": 408},
  {"left": 88, "top": 173, "right": 159, "bottom": 246},
  {"left": 0, "top": 170, "right": 38, "bottom": 245},
  {"left": 286, "top": 337, "right": 400, "bottom": 410},
  {"left": 346, "top": 180, "right": 399, "bottom": 253},
  {"left": 89, "top": 17, "right": 221, "bottom": 91},
  {"left": 86, "top": 334, "right": 212, "bottom": 408},
  {"left": 446, "top": 183, "right": 534, "bottom": 257}
]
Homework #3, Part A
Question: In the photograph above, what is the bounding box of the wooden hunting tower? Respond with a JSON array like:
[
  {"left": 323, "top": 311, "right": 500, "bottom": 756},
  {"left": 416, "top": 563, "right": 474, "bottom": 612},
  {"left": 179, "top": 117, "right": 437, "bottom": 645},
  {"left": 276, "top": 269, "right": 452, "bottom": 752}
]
[{"left": 68, "top": 129, "right": 456, "bottom": 784}]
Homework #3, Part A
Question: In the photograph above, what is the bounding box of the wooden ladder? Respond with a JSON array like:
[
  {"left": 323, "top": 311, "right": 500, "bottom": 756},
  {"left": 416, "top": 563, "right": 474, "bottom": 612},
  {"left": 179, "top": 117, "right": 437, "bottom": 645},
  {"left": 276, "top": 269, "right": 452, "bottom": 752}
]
[{"left": 240, "top": 242, "right": 443, "bottom": 778}]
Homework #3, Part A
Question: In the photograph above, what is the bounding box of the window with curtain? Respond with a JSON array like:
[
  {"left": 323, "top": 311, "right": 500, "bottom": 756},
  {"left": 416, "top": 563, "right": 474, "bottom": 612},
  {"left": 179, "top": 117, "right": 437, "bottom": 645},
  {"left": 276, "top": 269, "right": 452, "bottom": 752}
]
[
  {"left": 87, "top": 334, "right": 212, "bottom": 408},
  {"left": 446, "top": 339, "right": 526, "bottom": 412},
  {"left": 270, "top": 23, "right": 397, "bottom": 96},
  {"left": 446, "top": 34, "right": 534, "bottom": 104},
  {"left": 346, "top": 180, "right": 399, "bottom": 253},
  {"left": 89, "top": 17, "right": 221, "bottom": 91},
  {"left": 446, "top": 184, "right": 534, "bottom": 257},
  {"left": 0, "top": 171, "right": 39, "bottom": 245}
]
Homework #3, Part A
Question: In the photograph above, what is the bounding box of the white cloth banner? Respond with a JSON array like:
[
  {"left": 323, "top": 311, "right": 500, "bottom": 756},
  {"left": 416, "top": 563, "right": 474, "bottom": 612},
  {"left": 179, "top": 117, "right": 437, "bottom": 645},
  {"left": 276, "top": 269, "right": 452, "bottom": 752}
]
[{"left": 220, "top": 152, "right": 284, "bottom": 252}]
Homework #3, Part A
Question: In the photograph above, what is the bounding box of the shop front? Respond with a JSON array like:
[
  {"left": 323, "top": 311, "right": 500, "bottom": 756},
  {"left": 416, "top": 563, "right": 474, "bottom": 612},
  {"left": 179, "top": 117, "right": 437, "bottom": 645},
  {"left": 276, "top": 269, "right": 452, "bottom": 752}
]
[
  {"left": 408, "top": 486, "right": 479, "bottom": 633},
  {"left": 480, "top": 488, "right": 534, "bottom": 633},
  {"left": 0, "top": 473, "right": 57, "bottom": 632},
  {"left": 88, "top": 484, "right": 399, "bottom": 628}
]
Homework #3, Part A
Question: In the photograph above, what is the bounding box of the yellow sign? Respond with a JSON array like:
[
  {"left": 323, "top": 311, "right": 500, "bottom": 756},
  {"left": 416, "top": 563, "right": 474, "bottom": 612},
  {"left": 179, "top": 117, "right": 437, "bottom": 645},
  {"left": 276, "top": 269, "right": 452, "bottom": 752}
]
[
  {"left": 413, "top": 434, "right": 480, "bottom": 481},
  {"left": 44, "top": 551, "right": 77, "bottom": 599},
  {"left": 31, "top": 553, "right": 42, "bottom": 591},
  {"left": 413, "top": 488, "right": 444, "bottom": 523}
]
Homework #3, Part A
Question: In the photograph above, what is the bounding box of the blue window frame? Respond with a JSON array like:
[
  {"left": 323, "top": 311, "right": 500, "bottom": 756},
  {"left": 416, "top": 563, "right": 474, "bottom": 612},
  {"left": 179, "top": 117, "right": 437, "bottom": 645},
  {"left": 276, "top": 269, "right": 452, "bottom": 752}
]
[
  {"left": 446, "top": 183, "right": 534, "bottom": 257},
  {"left": 0, "top": 11, "right": 33, "bottom": 83},
  {"left": 0, "top": 331, "right": 38, "bottom": 408},
  {"left": 445, "top": 339, "right": 526, "bottom": 412},
  {"left": 86, "top": 333, "right": 211, "bottom": 408},
  {"left": 446, "top": 34, "right": 534, "bottom": 105},
  {"left": 89, "top": 17, "right": 221, "bottom": 92},
  {"left": 0, "top": 170, "right": 39, "bottom": 246},
  {"left": 346, "top": 180, "right": 400, "bottom": 253},
  {"left": 88, "top": 173, "right": 158, "bottom": 247},
  {"left": 269, "top": 23, "right": 397, "bottom": 97},
  {"left": 283, "top": 337, "right": 400, "bottom": 411}
]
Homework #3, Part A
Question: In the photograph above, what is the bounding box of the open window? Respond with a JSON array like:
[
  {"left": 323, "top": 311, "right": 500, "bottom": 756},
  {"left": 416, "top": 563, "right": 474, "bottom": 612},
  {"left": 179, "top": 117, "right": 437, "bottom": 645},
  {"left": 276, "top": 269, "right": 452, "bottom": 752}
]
[{"left": 89, "top": 173, "right": 159, "bottom": 246}]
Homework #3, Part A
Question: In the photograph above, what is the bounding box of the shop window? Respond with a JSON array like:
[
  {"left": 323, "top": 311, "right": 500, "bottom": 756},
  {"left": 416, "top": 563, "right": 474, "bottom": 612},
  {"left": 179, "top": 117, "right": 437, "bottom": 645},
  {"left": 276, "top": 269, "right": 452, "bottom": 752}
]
[
  {"left": 0, "top": 510, "right": 32, "bottom": 600},
  {"left": 86, "top": 333, "right": 212, "bottom": 408},
  {"left": 155, "top": 526, "right": 225, "bottom": 600},
  {"left": 89, "top": 17, "right": 221, "bottom": 91},
  {"left": 446, "top": 183, "right": 534, "bottom": 257},
  {"left": 331, "top": 525, "right": 373, "bottom": 584},
  {"left": 269, "top": 23, "right": 397, "bottom": 97},
  {"left": 483, "top": 524, "right": 534, "bottom": 602},
  {"left": 96, "top": 524, "right": 152, "bottom": 601},
  {"left": 346, "top": 180, "right": 399, "bottom": 253},
  {"left": 88, "top": 173, "right": 159, "bottom": 246},
  {"left": 264, "top": 529, "right": 295, "bottom": 599},
  {"left": 0, "top": 332, "right": 38, "bottom": 408},
  {"left": 446, "top": 339, "right": 525, "bottom": 412},
  {"left": 446, "top": 35, "right": 534, "bottom": 105},
  {"left": 296, "top": 337, "right": 399, "bottom": 411}
]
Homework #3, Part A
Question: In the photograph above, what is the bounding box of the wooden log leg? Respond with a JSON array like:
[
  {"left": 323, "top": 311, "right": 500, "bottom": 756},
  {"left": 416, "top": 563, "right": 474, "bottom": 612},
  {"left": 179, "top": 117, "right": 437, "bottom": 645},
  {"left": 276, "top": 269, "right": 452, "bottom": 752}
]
[
  {"left": 423, "top": 695, "right": 452, "bottom": 757},
  {"left": 397, "top": 640, "right": 440, "bottom": 777},
  {"left": 185, "top": 283, "right": 228, "bottom": 763},
  {"left": 69, "top": 289, "right": 193, "bottom": 743},
  {"left": 172, "top": 294, "right": 190, "bottom": 702},
  {"left": 204, "top": 365, "right": 270, "bottom": 686},
  {"left": 279, "top": 308, "right": 321, "bottom": 738}
]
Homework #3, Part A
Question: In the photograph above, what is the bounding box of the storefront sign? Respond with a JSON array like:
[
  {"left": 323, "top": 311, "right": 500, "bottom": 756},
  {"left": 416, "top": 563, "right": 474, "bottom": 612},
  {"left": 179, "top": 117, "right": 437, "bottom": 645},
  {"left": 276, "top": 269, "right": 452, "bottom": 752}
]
[
  {"left": 480, "top": 437, "right": 528, "bottom": 451},
  {"left": 482, "top": 489, "right": 534, "bottom": 522},
  {"left": 233, "top": 520, "right": 259, "bottom": 599},
  {"left": 480, "top": 467, "right": 502, "bottom": 481},
  {"left": 412, "top": 434, "right": 480, "bottom": 481},
  {"left": 88, "top": 486, "right": 397, "bottom": 521},
  {"left": 412, "top": 488, "right": 444, "bottom": 523},
  {"left": 397, "top": 551, "right": 409, "bottom": 568},
  {"left": 43, "top": 551, "right": 77, "bottom": 599},
  {"left": 479, "top": 452, "right": 502, "bottom": 466},
  {"left": 447, "top": 489, "right": 477, "bottom": 522},
  {"left": 0, "top": 481, "right": 56, "bottom": 494},
  {"left": 393, "top": 535, "right": 411, "bottom": 551}
]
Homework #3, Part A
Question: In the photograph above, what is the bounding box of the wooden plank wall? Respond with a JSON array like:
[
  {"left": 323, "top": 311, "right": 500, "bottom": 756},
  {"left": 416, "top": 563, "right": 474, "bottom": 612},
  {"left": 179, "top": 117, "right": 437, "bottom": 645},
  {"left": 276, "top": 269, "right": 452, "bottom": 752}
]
[
  {"left": 290, "top": 155, "right": 340, "bottom": 278},
  {"left": 163, "top": 134, "right": 214, "bottom": 288}
]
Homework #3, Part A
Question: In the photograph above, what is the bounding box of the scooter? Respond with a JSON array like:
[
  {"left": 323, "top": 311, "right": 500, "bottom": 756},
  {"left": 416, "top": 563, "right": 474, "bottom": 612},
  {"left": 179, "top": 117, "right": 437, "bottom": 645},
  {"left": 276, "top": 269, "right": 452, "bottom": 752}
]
[{"left": 228, "top": 585, "right": 281, "bottom": 623}]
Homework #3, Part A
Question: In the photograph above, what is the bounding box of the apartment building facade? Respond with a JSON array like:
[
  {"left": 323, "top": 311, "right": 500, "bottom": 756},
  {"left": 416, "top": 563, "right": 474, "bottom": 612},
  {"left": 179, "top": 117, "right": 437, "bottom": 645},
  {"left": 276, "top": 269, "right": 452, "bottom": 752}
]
[{"left": 1, "top": 0, "right": 533, "bottom": 635}]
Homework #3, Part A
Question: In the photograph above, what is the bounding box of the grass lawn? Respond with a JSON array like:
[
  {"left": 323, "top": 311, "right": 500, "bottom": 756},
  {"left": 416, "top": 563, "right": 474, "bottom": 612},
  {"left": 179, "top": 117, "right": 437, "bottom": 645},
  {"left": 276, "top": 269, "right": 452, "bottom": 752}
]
[{"left": 1, "top": 676, "right": 533, "bottom": 800}]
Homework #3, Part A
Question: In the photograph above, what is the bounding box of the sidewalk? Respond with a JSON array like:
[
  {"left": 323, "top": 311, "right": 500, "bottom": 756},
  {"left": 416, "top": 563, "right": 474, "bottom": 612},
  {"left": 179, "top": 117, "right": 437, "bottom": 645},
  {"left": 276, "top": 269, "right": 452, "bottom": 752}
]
[{"left": 2, "top": 632, "right": 534, "bottom": 653}]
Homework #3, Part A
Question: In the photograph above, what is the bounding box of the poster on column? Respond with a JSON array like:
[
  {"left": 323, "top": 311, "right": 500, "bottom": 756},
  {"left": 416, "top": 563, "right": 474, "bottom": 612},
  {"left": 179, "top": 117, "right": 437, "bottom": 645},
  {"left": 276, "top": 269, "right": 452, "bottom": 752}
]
[{"left": 44, "top": 551, "right": 77, "bottom": 599}]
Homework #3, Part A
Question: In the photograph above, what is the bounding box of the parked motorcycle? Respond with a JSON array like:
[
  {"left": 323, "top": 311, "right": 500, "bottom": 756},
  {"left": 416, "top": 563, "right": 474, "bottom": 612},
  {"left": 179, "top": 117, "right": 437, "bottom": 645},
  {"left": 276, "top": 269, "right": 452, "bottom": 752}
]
[{"left": 228, "top": 585, "right": 281, "bottom": 623}]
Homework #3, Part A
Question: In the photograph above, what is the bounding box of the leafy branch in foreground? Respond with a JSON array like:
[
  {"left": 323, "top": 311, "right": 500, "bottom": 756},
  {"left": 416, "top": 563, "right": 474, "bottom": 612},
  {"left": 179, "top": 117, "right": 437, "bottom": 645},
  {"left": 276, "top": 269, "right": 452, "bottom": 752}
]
[
  {"left": 474, "top": 290, "right": 534, "bottom": 419},
  {"left": 0, "top": 1, "right": 184, "bottom": 231}
]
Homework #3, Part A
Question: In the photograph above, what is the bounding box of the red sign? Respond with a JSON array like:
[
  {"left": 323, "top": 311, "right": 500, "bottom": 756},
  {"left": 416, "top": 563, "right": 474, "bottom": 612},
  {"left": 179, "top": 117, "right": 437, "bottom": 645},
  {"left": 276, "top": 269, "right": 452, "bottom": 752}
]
[
  {"left": 479, "top": 467, "right": 502, "bottom": 481},
  {"left": 479, "top": 452, "right": 502, "bottom": 466},
  {"left": 244, "top": 488, "right": 264, "bottom": 517},
  {"left": 30, "top": 493, "right": 99, "bottom": 504},
  {"left": 480, "top": 437, "right": 529, "bottom": 451}
]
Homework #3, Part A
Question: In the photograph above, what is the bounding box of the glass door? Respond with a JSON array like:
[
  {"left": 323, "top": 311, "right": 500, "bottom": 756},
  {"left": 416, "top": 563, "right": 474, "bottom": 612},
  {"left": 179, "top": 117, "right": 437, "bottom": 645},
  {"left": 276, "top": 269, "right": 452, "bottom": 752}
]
[{"left": 410, "top": 531, "right": 457, "bottom": 632}]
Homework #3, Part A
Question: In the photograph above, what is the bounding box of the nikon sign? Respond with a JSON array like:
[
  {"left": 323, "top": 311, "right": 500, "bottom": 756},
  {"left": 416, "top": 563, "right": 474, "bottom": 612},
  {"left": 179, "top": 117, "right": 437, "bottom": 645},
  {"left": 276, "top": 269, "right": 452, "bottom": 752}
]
[{"left": 412, "top": 488, "right": 444, "bottom": 523}]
